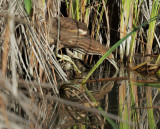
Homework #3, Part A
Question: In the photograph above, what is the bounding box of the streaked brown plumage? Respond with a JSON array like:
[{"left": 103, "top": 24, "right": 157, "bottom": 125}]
[{"left": 47, "top": 17, "right": 113, "bottom": 59}]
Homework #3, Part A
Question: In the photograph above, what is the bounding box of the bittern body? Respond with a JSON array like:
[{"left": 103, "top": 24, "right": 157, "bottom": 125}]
[{"left": 47, "top": 17, "right": 113, "bottom": 59}]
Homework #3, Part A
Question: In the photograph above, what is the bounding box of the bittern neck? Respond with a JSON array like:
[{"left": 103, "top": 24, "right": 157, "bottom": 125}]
[
  {"left": 62, "top": 37, "right": 114, "bottom": 59},
  {"left": 74, "top": 43, "right": 114, "bottom": 59}
]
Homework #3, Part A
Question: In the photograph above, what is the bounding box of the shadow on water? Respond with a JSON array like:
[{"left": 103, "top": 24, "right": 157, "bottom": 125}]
[
  {"left": 10, "top": 55, "right": 160, "bottom": 129},
  {"left": 58, "top": 55, "right": 160, "bottom": 129}
]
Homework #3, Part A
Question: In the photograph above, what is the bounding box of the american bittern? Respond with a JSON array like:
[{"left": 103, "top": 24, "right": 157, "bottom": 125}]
[
  {"left": 46, "top": 17, "right": 116, "bottom": 73},
  {"left": 48, "top": 17, "right": 114, "bottom": 59}
]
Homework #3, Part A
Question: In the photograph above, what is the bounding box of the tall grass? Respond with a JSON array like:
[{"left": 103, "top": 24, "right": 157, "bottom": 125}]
[
  {"left": 145, "top": 0, "right": 160, "bottom": 56},
  {"left": 0, "top": 0, "right": 160, "bottom": 128}
]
